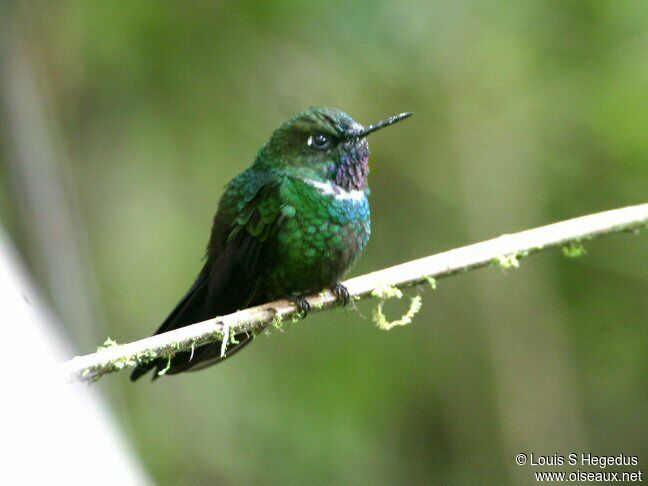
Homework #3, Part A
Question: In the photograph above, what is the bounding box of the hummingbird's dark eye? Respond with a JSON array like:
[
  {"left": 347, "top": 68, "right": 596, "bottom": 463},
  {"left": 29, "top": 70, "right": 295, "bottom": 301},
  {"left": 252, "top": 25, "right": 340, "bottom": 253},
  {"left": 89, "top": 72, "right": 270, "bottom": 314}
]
[{"left": 308, "top": 133, "right": 333, "bottom": 151}]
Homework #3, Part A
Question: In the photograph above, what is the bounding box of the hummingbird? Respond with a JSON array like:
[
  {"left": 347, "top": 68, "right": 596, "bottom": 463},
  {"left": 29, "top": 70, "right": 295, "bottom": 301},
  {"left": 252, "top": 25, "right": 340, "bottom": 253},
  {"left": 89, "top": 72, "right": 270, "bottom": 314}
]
[{"left": 130, "top": 107, "right": 412, "bottom": 380}]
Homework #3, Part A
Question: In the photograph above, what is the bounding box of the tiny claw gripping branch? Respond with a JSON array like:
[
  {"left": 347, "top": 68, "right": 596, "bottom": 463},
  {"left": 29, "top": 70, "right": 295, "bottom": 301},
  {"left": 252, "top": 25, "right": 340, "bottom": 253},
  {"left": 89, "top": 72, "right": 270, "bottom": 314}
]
[
  {"left": 290, "top": 294, "right": 312, "bottom": 317},
  {"left": 330, "top": 282, "right": 350, "bottom": 306}
]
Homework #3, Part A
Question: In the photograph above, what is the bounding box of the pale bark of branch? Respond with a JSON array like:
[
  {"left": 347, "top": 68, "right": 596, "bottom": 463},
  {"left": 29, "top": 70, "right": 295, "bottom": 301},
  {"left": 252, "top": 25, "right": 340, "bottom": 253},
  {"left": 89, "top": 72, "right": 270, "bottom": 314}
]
[{"left": 61, "top": 203, "right": 648, "bottom": 383}]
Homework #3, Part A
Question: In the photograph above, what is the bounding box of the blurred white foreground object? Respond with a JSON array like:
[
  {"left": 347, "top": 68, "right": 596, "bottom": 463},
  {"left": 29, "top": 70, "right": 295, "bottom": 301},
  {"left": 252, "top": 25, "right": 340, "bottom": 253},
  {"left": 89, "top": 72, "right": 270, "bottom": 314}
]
[{"left": 0, "top": 228, "right": 149, "bottom": 486}]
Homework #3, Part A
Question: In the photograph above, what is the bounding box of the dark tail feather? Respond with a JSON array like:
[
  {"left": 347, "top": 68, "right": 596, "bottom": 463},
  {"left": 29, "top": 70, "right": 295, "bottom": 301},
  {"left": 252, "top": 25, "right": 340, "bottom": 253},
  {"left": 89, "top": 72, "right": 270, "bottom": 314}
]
[
  {"left": 130, "top": 249, "right": 262, "bottom": 381},
  {"left": 155, "top": 330, "right": 255, "bottom": 377},
  {"left": 129, "top": 263, "right": 211, "bottom": 381},
  {"left": 130, "top": 361, "right": 155, "bottom": 381}
]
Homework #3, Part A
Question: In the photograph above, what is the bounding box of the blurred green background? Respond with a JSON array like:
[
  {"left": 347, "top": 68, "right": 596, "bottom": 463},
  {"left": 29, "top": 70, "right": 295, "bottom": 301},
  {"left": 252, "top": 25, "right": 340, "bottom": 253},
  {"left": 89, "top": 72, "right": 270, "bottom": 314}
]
[{"left": 1, "top": 1, "right": 646, "bottom": 484}]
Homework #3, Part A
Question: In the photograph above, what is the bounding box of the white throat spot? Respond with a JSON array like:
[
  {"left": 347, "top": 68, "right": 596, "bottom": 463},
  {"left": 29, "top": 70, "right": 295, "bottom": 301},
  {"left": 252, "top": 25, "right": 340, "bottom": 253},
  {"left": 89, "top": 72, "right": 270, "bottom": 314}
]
[{"left": 301, "top": 178, "right": 365, "bottom": 202}]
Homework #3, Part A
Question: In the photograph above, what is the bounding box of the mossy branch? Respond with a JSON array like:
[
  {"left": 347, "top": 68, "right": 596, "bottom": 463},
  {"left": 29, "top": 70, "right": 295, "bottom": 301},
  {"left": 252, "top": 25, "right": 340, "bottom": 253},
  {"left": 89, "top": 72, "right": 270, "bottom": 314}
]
[{"left": 61, "top": 203, "right": 648, "bottom": 383}]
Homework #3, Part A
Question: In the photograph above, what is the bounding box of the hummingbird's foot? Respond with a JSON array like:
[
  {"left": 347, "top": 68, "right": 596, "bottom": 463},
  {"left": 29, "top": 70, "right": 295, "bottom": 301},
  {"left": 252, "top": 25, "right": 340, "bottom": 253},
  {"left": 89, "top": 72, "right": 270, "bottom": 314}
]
[
  {"left": 330, "top": 283, "right": 350, "bottom": 306},
  {"left": 290, "top": 294, "right": 311, "bottom": 317}
]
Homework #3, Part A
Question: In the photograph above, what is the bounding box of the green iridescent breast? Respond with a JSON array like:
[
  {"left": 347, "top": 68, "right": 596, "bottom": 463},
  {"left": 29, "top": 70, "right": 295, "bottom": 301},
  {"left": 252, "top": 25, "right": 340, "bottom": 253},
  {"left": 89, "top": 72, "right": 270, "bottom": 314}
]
[
  {"left": 211, "top": 169, "right": 370, "bottom": 300},
  {"left": 266, "top": 175, "right": 371, "bottom": 297}
]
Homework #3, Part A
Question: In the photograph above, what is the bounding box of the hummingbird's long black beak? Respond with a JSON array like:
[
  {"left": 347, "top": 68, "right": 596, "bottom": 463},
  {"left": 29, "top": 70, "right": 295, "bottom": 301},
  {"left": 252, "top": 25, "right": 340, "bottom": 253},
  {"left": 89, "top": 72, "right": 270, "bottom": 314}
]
[{"left": 357, "top": 112, "right": 413, "bottom": 138}]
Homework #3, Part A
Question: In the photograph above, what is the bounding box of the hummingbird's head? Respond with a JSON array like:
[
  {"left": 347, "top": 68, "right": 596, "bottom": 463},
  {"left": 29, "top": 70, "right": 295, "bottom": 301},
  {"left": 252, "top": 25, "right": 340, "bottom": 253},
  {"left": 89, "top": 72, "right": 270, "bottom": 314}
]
[{"left": 257, "top": 107, "right": 412, "bottom": 191}]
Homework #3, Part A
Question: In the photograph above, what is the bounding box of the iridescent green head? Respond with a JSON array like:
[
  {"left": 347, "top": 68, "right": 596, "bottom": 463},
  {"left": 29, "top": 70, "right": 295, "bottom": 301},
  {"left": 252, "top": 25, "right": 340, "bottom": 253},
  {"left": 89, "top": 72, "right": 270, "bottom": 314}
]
[{"left": 256, "top": 107, "right": 412, "bottom": 190}]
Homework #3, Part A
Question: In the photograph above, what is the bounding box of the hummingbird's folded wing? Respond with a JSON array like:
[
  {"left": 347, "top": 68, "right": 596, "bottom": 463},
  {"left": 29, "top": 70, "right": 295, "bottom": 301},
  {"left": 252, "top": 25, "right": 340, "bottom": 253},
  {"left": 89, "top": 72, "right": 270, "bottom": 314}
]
[{"left": 130, "top": 178, "right": 286, "bottom": 380}]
